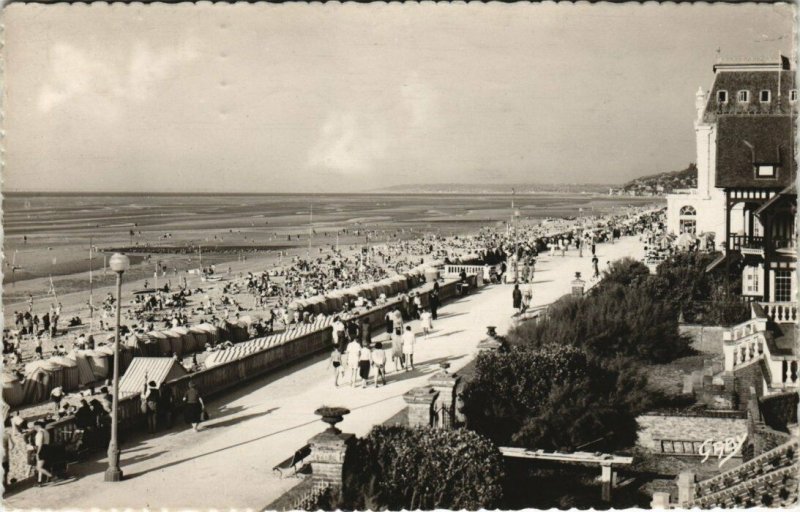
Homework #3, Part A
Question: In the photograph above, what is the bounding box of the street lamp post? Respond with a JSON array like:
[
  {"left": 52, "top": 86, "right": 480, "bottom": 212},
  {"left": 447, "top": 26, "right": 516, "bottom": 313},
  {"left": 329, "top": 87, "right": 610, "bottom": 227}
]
[{"left": 105, "top": 253, "right": 130, "bottom": 482}]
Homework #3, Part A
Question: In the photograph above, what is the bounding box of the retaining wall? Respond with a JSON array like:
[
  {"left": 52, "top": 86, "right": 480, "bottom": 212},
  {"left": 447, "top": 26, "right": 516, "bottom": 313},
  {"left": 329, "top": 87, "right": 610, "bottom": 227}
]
[
  {"left": 679, "top": 324, "right": 726, "bottom": 355},
  {"left": 637, "top": 413, "right": 748, "bottom": 456}
]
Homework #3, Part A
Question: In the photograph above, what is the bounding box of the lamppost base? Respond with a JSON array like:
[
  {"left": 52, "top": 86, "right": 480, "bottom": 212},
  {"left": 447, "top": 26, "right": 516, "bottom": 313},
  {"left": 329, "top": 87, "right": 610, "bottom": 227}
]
[{"left": 104, "top": 467, "right": 123, "bottom": 482}]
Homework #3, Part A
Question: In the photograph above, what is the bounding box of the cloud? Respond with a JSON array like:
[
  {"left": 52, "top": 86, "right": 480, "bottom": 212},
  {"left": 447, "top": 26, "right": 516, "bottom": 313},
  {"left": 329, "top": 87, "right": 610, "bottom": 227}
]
[
  {"left": 307, "top": 112, "right": 388, "bottom": 174},
  {"left": 37, "top": 40, "right": 198, "bottom": 117}
]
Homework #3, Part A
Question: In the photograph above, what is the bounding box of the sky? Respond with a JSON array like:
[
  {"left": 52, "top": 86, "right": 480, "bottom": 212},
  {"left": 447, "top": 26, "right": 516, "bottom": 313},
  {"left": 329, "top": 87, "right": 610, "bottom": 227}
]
[{"left": 1, "top": 2, "right": 795, "bottom": 193}]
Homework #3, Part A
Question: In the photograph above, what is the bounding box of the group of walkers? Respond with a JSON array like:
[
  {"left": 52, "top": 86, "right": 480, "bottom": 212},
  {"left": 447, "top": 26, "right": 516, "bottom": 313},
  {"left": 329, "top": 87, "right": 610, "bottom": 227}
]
[
  {"left": 328, "top": 297, "right": 437, "bottom": 388},
  {"left": 140, "top": 379, "right": 206, "bottom": 434}
]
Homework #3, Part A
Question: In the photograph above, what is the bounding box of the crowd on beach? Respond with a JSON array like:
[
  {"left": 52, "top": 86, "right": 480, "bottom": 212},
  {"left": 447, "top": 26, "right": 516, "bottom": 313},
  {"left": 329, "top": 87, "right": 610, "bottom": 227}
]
[{"left": 2, "top": 204, "right": 669, "bottom": 488}]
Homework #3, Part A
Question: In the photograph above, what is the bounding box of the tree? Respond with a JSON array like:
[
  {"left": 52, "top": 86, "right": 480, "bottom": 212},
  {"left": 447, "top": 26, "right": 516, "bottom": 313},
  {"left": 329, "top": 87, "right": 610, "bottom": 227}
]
[{"left": 341, "top": 425, "right": 504, "bottom": 510}]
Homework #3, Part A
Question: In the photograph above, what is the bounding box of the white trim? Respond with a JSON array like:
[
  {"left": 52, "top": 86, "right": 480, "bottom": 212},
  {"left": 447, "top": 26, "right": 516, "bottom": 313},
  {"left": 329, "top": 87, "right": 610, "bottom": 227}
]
[
  {"left": 737, "top": 90, "right": 750, "bottom": 103},
  {"left": 759, "top": 90, "right": 771, "bottom": 103}
]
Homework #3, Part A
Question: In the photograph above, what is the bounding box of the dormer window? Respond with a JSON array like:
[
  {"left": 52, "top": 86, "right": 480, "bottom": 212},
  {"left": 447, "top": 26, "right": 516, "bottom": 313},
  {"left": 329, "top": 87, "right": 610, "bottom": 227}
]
[
  {"left": 737, "top": 90, "right": 750, "bottom": 103},
  {"left": 790, "top": 89, "right": 797, "bottom": 102},
  {"left": 760, "top": 90, "right": 771, "bottom": 103},
  {"left": 717, "top": 90, "right": 728, "bottom": 103},
  {"left": 756, "top": 165, "right": 776, "bottom": 178}
]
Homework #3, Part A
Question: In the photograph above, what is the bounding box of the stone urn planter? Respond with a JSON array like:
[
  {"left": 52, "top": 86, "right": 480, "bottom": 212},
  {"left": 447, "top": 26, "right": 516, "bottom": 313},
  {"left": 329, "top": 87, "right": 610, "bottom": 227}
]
[{"left": 314, "top": 406, "right": 350, "bottom": 434}]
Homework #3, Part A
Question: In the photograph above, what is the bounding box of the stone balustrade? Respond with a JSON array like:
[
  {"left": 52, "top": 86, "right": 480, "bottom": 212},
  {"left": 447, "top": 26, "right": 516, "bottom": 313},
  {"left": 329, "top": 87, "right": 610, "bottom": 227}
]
[{"left": 760, "top": 301, "right": 798, "bottom": 324}]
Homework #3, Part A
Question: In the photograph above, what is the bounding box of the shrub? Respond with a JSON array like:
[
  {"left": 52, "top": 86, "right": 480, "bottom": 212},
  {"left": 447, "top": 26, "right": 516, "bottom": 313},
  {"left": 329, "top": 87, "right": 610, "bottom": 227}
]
[
  {"left": 509, "top": 281, "right": 690, "bottom": 363},
  {"left": 460, "top": 345, "right": 649, "bottom": 451},
  {"left": 341, "top": 425, "right": 504, "bottom": 510}
]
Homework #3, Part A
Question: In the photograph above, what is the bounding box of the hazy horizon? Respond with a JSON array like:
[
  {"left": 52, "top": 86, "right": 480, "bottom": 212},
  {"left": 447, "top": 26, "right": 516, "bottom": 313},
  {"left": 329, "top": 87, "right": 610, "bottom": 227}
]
[{"left": 2, "top": 2, "right": 794, "bottom": 193}]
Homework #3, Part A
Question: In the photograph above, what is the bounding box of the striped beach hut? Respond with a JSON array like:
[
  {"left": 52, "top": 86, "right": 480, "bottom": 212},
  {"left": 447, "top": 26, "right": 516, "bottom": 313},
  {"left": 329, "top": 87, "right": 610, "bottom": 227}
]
[
  {"left": 147, "top": 331, "right": 172, "bottom": 356},
  {"left": 68, "top": 351, "right": 96, "bottom": 386},
  {"left": 197, "top": 323, "right": 220, "bottom": 345},
  {"left": 2, "top": 372, "right": 25, "bottom": 408},
  {"left": 51, "top": 356, "right": 81, "bottom": 392},
  {"left": 22, "top": 360, "right": 64, "bottom": 405},
  {"left": 84, "top": 349, "right": 111, "bottom": 379},
  {"left": 189, "top": 326, "right": 210, "bottom": 350},
  {"left": 117, "top": 357, "right": 189, "bottom": 398},
  {"left": 163, "top": 329, "right": 184, "bottom": 357}
]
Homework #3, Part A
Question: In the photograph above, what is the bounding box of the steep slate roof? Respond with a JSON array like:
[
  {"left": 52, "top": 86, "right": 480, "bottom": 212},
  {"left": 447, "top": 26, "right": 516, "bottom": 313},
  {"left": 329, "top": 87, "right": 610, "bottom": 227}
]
[
  {"left": 714, "top": 115, "right": 796, "bottom": 189},
  {"left": 703, "top": 69, "right": 796, "bottom": 123},
  {"left": 699, "top": 58, "right": 798, "bottom": 190}
]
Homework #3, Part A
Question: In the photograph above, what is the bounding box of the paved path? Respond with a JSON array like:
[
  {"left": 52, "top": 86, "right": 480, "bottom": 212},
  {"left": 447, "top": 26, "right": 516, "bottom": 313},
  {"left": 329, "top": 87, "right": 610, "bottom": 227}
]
[{"left": 5, "top": 237, "right": 641, "bottom": 510}]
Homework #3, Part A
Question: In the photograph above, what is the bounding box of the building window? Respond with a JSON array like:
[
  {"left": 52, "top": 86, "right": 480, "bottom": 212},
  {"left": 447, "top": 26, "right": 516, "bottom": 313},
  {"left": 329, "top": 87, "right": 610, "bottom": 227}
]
[
  {"left": 774, "top": 270, "right": 792, "bottom": 302},
  {"left": 744, "top": 266, "right": 762, "bottom": 296},
  {"left": 737, "top": 90, "right": 750, "bottom": 103},
  {"left": 756, "top": 165, "right": 776, "bottom": 178},
  {"left": 791, "top": 90, "right": 798, "bottom": 102},
  {"left": 679, "top": 205, "right": 696, "bottom": 234},
  {"left": 760, "top": 90, "right": 771, "bottom": 103},
  {"left": 717, "top": 90, "right": 728, "bottom": 103}
]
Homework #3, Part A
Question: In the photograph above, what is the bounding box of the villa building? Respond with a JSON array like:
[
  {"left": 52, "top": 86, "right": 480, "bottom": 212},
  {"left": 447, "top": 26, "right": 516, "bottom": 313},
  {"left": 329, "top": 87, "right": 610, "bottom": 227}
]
[{"left": 667, "top": 55, "right": 797, "bottom": 304}]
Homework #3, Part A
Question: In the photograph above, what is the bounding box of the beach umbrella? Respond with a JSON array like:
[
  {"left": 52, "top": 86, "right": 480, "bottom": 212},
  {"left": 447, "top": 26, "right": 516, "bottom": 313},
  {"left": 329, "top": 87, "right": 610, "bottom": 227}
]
[{"left": 2, "top": 372, "right": 25, "bottom": 408}]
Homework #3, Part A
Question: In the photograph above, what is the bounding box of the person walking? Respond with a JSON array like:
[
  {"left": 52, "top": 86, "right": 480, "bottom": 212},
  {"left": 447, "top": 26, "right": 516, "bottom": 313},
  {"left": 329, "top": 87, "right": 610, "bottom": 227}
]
[
  {"left": 142, "top": 380, "right": 160, "bottom": 433},
  {"left": 592, "top": 254, "right": 600, "bottom": 279},
  {"left": 512, "top": 284, "right": 523, "bottom": 314},
  {"left": 384, "top": 310, "right": 393, "bottom": 339},
  {"left": 159, "top": 385, "right": 174, "bottom": 429},
  {"left": 522, "top": 283, "right": 533, "bottom": 312},
  {"left": 183, "top": 380, "right": 205, "bottom": 431},
  {"left": 33, "top": 421, "right": 55, "bottom": 486},
  {"left": 329, "top": 347, "right": 343, "bottom": 387},
  {"left": 420, "top": 308, "right": 433, "bottom": 338},
  {"left": 346, "top": 338, "right": 361, "bottom": 386},
  {"left": 3, "top": 418, "right": 15, "bottom": 488},
  {"left": 332, "top": 316, "right": 345, "bottom": 349},
  {"left": 429, "top": 283, "right": 440, "bottom": 320},
  {"left": 371, "top": 342, "right": 386, "bottom": 387},
  {"left": 358, "top": 343, "right": 372, "bottom": 389},
  {"left": 402, "top": 326, "right": 416, "bottom": 371},
  {"left": 391, "top": 329, "right": 405, "bottom": 372}
]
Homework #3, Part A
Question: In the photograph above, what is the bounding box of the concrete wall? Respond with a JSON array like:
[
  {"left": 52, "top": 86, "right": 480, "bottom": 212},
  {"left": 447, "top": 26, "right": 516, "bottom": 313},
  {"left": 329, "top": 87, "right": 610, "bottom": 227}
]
[
  {"left": 679, "top": 324, "right": 725, "bottom": 355},
  {"left": 637, "top": 413, "right": 748, "bottom": 454}
]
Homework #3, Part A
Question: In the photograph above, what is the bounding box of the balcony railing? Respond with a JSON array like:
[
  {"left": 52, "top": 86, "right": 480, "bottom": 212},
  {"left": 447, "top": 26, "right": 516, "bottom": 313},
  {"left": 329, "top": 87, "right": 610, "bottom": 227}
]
[
  {"left": 773, "top": 237, "right": 797, "bottom": 251},
  {"left": 728, "top": 234, "right": 764, "bottom": 252},
  {"left": 728, "top": 235, "right": 798, "bottom": 254},
  {"left": 760, "top": 302, "right": 798, "bottom": 323}
]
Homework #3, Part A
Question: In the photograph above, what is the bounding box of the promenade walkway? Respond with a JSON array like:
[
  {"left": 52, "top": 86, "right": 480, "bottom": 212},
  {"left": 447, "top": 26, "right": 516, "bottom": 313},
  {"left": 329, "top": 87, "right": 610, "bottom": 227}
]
[{"left": 5, "top": 237, "right": 642, "bottom": 510}]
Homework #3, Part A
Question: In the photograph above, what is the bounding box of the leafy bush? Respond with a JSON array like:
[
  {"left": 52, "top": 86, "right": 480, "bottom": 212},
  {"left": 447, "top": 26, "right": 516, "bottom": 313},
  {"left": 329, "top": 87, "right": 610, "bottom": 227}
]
[
  {"left": 651, "top": 252, "right": 750, "bottom": 326},
  {"left": 509, "top": 280, "right": 690, "bottom": 363},
  {"left": 341, "top": 425, "right": 504, "bottom": 510},
  {"left": 460, "top": 345, "right": 650, "bottom": 451}
]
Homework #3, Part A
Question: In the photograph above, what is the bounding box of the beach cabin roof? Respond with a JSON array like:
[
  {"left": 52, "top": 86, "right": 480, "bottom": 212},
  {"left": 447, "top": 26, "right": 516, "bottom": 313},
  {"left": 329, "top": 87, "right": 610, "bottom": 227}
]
[{"left": 118, "top": 357, "right": 188, "bottom": 397}]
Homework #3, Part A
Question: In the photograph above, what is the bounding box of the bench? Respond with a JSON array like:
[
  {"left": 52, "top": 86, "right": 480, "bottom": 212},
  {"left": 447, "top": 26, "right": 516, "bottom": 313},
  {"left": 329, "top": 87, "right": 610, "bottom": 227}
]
[{"left": 272, "top": 444, "right": 312, "bottom": 478}]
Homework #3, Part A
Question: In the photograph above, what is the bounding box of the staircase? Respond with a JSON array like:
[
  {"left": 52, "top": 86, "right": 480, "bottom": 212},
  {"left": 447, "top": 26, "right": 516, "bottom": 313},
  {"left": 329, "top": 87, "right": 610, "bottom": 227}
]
[{"left": 690, "top": 438, "right": 798, "bottom": 508}]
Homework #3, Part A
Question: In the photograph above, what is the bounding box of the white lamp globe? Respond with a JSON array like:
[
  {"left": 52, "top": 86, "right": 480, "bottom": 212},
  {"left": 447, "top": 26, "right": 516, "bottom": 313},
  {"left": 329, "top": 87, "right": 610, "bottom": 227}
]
[{"left": 109, "top": 253, "right": 130, "bottom": 274}]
